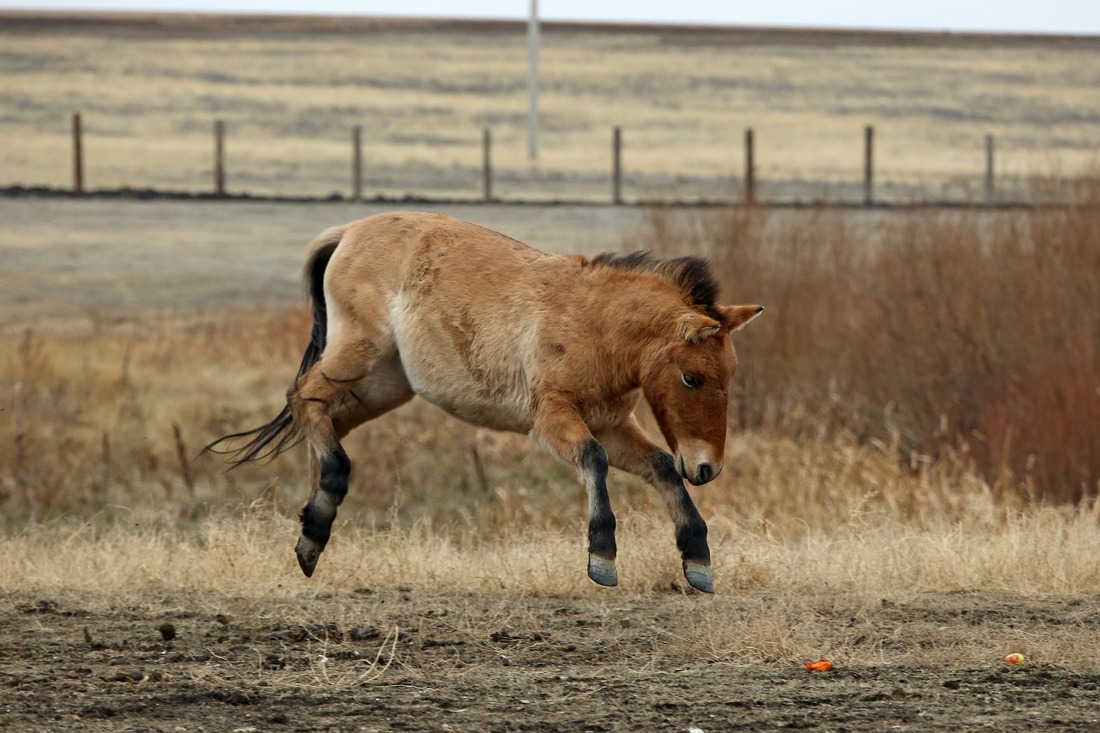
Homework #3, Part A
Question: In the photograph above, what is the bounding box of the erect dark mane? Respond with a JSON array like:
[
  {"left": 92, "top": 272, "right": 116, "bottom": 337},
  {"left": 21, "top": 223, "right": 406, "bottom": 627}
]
[{"left": 591, "top": 251, "right": 720, "bottom": 313}]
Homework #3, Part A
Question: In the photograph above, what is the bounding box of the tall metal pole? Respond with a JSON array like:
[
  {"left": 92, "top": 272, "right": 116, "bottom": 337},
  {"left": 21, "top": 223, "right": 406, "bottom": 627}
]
[
  {"left": 612, "top": 126, "right": 622, "bottom": 205},
  {"left": 483, "top": 127, "right": 493, "bottom": 201},
  {"left": 744, "top": 127, "right": 755, "bottom": 204},
  {"left": 527, "top": 0, "right": 539, "bottom": 160}
]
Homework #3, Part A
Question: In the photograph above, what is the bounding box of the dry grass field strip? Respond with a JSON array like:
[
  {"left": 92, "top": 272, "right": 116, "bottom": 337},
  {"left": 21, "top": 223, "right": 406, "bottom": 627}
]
[{"left": 1, "top": 14, "right": 1097, "bottom": 200}]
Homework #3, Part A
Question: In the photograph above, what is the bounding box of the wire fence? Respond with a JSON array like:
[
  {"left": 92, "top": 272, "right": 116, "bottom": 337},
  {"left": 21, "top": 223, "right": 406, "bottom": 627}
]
[{"left": 5, "top": 112, "right": 1096, "bottom": 208}]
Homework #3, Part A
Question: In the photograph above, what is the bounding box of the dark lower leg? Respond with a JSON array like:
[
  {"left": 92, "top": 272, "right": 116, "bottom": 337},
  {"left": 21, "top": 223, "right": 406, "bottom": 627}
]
[
  {"left": 580, "top": 439, "right": 618, "bottom": 586},
  {"left": 289, "top": 380, "right": 353, "bottom": 576},
  {"left": 299, "top": 443, "right": 351, "bottom": 551},
  {"left": 650, "top": 451, "right": 713, "bottom": 593}
]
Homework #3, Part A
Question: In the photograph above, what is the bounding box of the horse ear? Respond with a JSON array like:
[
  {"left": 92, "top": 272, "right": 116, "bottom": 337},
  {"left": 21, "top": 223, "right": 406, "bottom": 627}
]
[
  {"left": 718, "top": 305, "right": 765, "bottom": 332},
  {"left": 679, "top": 313, "right": 723, "bottom": 343}
]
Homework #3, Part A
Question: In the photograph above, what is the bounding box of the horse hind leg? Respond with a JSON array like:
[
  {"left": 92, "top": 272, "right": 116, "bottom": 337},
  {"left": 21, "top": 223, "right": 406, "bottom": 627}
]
[
  {"left": 288, "top": 366, "right": 352, "bottom": 577},
  {"left": 290, "top": 349, "right": 413, "bottom": 577}
]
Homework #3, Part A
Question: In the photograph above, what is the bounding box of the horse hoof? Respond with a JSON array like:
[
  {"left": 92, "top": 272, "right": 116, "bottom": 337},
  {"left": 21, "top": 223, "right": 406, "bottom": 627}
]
[
  {"left": 683, "top": 562, "right": 715, "bottom": 594},
  {"left": 587, "top": 554, "right": 619, "bottom": 587},
  {"left": 295, "top": 536, "right": 322, "bottom": 578}
]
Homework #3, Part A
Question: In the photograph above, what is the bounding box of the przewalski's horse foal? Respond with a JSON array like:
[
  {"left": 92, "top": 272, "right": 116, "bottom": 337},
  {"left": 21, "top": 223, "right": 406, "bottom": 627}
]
[{"left": 211, "top": 212, "right": 762, "bottom": 593}]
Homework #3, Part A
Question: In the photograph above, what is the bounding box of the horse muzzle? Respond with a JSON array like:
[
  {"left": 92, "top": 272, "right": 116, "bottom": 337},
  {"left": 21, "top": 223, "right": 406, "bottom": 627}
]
[{"left": 678, "top": 453, "right": 723, "bottom": 486}]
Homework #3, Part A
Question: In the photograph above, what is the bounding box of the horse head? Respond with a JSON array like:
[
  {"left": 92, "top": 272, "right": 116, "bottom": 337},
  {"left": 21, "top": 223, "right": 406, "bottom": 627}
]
[{"left": 642, "top": 304, "right": 764, "bottom": 486}]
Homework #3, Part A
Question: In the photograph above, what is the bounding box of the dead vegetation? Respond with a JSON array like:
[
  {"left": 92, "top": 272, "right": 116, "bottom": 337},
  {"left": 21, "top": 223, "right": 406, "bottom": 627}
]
[
  {"left": 4, "top": 17, "right": 1100, "bottom": 730},
  {"left": 1, "top": 195, "right": 1097, "bottom": 561},
  {"left": 633, "top": 183, "right": 1100, "bottom": 503}
]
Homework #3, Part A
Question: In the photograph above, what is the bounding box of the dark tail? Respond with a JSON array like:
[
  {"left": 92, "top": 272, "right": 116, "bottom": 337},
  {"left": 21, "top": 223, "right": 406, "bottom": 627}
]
[{"left": 204, "top": 227, "right": 345, "bottom": 467}]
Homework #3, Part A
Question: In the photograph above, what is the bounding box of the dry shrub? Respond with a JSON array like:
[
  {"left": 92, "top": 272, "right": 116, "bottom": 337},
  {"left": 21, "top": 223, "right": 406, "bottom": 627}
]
[
  {"left": 633, "top": 190, "right": 1100, "bottom": 501},
  {"left": 2, "top": 192, "right": 1097, "bottom": 533},
  {"left": 0, "top": 306, "right": 313, "bottom": 523}
]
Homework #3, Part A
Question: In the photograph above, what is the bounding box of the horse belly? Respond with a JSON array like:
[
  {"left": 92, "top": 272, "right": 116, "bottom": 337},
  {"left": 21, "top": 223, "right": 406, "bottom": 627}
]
[
  {"left": 399, "top": 349, "right": 533, "bottom": 433},
  {"left": 417, "top": 380, "right": 533, "bottom": 434},
  {"left": 392, "top": 308, "right": 534, "bottom": 434}
]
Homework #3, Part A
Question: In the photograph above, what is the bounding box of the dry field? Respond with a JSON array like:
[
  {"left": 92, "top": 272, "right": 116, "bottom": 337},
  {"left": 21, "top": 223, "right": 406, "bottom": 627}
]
[
  {"left": 3, "top": 195, "right": 1100, "bottom": 730},
  {"left": 3, "top": 12, "right": 1100, "bottom": 732},
  {"left": 1, "top": 13, "right": 1098, "bottom": 201}
]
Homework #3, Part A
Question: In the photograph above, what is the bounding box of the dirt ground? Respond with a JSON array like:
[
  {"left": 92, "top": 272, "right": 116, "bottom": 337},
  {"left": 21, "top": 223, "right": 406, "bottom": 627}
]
[
  {"left": 4, "top": 587, "right": 1100, "bottom": 732},
  {"left": 0, "top": 199, "right": 660, "bottom": 331}
]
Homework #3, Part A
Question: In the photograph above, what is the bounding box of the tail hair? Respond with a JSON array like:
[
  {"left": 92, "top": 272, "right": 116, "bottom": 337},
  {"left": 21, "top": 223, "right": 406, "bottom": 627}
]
[{"left": 203, "top": 226, "right": 345, "bottom": 467}]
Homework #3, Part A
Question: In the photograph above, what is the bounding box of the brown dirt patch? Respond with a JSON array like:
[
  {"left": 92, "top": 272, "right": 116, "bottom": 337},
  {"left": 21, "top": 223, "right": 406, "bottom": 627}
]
[{"left": 4, "top": 588, "right": 1100, "bottom": 731}]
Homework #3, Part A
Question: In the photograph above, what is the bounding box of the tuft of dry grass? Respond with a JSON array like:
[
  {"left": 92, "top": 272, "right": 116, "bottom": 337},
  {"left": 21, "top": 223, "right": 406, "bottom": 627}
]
[{"left": 5, "top": 491, "right": 1100, "bottom": 599}]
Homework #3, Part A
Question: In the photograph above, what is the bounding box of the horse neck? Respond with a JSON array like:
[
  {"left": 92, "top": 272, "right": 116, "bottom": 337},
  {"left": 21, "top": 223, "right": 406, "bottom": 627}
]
[{"left": 587, "top": 281, "right": 681, "bottom": 388}]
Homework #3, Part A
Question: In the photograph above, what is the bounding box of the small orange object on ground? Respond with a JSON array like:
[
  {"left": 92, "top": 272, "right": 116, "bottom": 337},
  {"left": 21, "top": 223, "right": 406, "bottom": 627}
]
[
  {"left": 805, "top": 659, "right": 834, "bottom": 672},
  {"left": 1004, "top": 653, "right": 1025, "bottom": 665}
]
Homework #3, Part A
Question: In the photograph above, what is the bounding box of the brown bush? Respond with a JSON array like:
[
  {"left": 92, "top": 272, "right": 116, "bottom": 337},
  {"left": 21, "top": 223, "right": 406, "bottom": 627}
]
[{"left": 633, "top": 193, "right": 1100, "bottom": 500}]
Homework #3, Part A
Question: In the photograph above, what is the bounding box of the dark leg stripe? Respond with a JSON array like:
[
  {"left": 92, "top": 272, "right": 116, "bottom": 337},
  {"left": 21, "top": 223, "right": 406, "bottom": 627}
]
[
  {"left": 318, "top": 447, "right": 352, "bottom": 501},
  {"left": 676, "top": 510, "right": 710, "bottom": 564},
  {"left": 650, "top": 451, "right": 681, "bottom": 486},
  {"left": 299, "top": 506, "right": 332, "bottom": 546},
  {"left": 651, "top": 451, "right": 710, "bottom": 564},
  {"left": 579, "top": 438, "right": 609, "bottom": 475},
  {"left": 580, "top": 439, "right": 617, "bottom": 558},
  {"left": 588, "top": 511, "right": 617, "bottom": 557}
]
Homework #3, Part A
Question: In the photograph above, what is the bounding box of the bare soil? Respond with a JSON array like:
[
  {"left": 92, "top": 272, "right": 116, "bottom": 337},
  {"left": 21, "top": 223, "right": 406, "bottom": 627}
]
[
  {"left": 4, "top": 587, "right": 1100, "bottom": 732},
  {"left": 0, "top": 199, "right": 653, "bottom": 331}
]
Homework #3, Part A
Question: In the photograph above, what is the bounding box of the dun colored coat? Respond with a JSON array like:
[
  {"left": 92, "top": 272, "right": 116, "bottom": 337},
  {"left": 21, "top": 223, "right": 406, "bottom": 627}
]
[{"left": 210, "top": 212, "right": 763, "bottom": 593}]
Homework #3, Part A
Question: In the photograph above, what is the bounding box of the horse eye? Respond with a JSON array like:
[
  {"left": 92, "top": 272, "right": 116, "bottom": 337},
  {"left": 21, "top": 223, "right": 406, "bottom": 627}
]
[{"left": 682, "top": 373, "right": 702, "bottom": 389}]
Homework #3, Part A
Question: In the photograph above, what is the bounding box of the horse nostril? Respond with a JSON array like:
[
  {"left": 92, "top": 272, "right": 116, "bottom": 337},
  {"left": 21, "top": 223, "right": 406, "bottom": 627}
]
[{"left": 696, "top": 462, "right": 713, "bottom": 484}]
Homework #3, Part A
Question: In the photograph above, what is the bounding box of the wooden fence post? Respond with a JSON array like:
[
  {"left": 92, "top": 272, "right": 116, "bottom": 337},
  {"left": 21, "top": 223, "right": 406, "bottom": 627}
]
[
  {"left": 612, "top": 126, "right": 622, "bottom": 205},
  {"left": 744, "top": 127, "right": 755, "bottom": 203},
  {"left": 71, "top": 112, "right": 83, "bottom": 196},
  {"left": 482, "top": 127, "right": 492, "bottom": 202},
  {"left": 863, "top": 124, "right": 874, "bottom": 206},
  {"left": 985, "top": 133, "right": 995, "bottom": 197},
  {"left": 214, "top": 119, "right": 225, "bottom": 196},
  {"left": 352, "top": 125, "right": 362, "bottom": 201}
]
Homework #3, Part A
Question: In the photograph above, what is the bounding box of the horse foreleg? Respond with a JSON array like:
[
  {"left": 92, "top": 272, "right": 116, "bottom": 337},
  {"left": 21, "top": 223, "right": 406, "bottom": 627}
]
[
  {"left": 531, "top": 398, "right": 618, "bottom": 587},
  {"left": 596, "top": 418, "right": 714, "bottom": 594}
]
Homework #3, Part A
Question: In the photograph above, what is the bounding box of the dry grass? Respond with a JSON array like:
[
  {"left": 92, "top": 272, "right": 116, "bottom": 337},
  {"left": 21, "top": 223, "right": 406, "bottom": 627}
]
[
  {"left": 7, "top": 496, "right": 1100, "bottom": 600},
  {"left": 2, "top": 195, "right": 1100, "bottom": 675},
  {"left": 5, "top": 19, "right": 1100, "bottom": 715},
  {"left": 6, "top": 497, "right": 1100, "bottom": 671},
  {"left": 1, "top": 14, "right": 1098, "bottom": 200}
]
